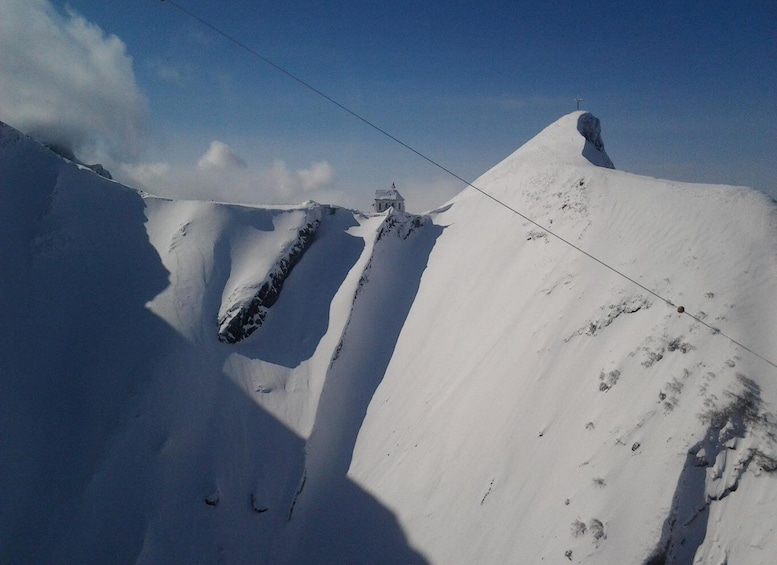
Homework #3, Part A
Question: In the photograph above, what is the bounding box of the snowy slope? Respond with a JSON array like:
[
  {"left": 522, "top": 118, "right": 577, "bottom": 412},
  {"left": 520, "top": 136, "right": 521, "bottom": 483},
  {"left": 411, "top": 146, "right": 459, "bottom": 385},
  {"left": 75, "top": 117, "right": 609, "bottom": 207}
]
[
  {"left": 0, "top": 121, "right": 425, "bottom": 564},
  {"left": 348, "top": 112, "right": 777, "bottom": 564},
  {"left": 1, "top": 113, "right": 776, "bottom": 565}
]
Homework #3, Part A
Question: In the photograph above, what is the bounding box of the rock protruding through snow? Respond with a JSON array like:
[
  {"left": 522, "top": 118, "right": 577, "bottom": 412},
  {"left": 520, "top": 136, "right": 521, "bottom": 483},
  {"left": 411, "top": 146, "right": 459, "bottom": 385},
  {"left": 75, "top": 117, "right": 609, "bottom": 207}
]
[
  {"left": 217, "top": 207, "right": 323, "bottom": 344},
  {"left": 577, "top": 112, "right": 615, "bottom": 169}
]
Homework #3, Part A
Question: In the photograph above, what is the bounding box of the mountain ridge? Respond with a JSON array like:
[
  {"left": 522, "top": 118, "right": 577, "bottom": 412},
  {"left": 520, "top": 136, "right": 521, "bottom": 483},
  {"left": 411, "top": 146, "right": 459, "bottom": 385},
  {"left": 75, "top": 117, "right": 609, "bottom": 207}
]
[{"left": 1, "top": 114, "right": 776, "bottom": 564}]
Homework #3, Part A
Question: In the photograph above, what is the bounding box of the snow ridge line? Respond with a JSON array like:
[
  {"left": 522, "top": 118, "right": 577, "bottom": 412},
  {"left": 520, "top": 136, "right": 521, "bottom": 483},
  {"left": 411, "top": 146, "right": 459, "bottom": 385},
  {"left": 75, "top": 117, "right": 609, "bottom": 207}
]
[
  {"left": 0, "top": 121, "right": 24, "bottom": 149},
  {"left": 286, "top": 210, "right": 431, "bottom": 527},
  {"left": 153, "top": 1, "right": 777, "bottom": 370},
  {"left": 328, "top": 211, "right": 428, "bottom": 368},
  {"left": 287, "top": 469, "right": 307, "bottom": 521}
]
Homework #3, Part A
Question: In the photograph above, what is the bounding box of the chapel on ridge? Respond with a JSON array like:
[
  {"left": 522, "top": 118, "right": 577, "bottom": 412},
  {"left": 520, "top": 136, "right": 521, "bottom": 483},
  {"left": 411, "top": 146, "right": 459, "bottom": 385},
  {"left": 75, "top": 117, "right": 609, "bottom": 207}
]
[{"left": 373, "top": 183, "right": 405, "bottom": 213}]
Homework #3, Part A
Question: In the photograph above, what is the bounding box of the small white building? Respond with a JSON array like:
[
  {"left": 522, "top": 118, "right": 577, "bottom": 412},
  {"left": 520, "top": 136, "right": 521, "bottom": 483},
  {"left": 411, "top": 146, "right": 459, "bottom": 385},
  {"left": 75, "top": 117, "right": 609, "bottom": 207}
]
[{"left": 373, "top": 183, "right": 405, "bottom": 213}]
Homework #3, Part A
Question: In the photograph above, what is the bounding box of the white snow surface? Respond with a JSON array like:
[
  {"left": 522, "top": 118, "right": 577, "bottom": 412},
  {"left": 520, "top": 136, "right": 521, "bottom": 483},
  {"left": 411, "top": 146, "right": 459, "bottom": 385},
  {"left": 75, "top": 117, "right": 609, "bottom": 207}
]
[{"left": 1, "top": 112, "right": 776, "bottom": 564}]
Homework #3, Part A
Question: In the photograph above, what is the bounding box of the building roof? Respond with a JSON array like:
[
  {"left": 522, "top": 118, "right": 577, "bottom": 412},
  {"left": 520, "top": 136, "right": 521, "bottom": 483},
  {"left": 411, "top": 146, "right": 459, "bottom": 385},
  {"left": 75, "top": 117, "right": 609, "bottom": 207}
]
[{"left": 374, "top": 188, "right": 404, "bottom": 201}]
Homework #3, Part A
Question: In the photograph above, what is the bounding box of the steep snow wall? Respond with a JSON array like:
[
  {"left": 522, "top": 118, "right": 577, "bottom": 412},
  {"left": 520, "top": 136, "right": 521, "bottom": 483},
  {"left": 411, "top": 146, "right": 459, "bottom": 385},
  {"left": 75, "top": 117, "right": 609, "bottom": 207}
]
[
  {"left": 347, "top": 113, "right": 777, "bottom": 564},
  {"left": 280, "top": 212, "right": 442, "bottom": 563}
]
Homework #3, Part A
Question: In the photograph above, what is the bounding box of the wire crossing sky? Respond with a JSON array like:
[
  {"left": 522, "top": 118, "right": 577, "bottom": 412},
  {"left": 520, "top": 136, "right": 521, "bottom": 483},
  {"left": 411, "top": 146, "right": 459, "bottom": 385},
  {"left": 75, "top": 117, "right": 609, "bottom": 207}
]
[
  {"left": 0, "top": 0, "right": 774, "bottom": 212},
  {"left": 157, "top": 0, "right": 777, "bottom": 371},
  {"left": 0, "top": 0, "right": 774, "bottom": 368}
]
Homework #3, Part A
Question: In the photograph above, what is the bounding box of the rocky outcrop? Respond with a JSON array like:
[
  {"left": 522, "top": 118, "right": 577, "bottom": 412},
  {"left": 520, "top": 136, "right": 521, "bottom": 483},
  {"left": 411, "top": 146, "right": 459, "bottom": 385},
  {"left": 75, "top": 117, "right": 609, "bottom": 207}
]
[
  {"left": 43, "top": 141, "right": 113, "bottom": 179},
  {"left": 86, "top": 163, "right": 113, "bottom": 179},
  {"left": 577, "top": 112, "right": 615, "bottom": 169},
  {"left": 645, "top": 375, "right": 777, "bottom": 564},
  {"left": 217, "top": 210, "right": 323, "bottom": 344}
]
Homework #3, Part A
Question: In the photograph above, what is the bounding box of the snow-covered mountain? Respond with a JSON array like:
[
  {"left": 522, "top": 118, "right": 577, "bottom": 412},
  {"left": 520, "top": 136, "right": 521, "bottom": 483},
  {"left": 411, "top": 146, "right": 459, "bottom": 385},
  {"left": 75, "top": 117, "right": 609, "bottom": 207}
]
[{"left": 1, "top": 112, "right": 775, "bottom": 564}]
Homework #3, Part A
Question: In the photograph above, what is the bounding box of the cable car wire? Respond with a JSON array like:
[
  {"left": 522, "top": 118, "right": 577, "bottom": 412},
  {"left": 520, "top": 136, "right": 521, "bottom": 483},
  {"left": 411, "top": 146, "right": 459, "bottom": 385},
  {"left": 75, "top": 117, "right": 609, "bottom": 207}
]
[{"left": 160, "top": 0, "right": 776, "bottom": 371}]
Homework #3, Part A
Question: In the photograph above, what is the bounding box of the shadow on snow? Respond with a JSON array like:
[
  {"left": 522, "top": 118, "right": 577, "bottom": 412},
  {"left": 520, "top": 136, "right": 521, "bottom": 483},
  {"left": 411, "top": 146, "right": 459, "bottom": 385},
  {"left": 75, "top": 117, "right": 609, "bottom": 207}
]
[
  {"left": 0, "top": 147, "right": 427, "bottom": 564},
  {"left": 286, "top": 218, "right": 443, "bottom": 564}
]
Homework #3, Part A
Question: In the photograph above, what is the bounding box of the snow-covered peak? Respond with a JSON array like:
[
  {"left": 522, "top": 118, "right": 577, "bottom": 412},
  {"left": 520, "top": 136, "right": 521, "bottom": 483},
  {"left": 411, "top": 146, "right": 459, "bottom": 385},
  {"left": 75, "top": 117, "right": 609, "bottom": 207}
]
[
  {"left": 500, "top": 111, "right": 615, "bottom": 171},
  {"left": 441, "top": 111, "right": 615, "bottom": 212}
]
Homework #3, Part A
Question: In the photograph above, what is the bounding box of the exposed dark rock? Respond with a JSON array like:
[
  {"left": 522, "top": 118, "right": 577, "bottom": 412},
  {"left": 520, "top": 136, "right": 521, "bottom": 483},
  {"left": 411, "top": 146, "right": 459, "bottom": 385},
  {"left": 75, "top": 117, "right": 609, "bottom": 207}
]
[
  {"left": 217, "top": 215, "right": 322, "bottom": 344},
  {"left": 577, "top": 113, "right": 615, "bottom": 169},
  {"left": 86, "top": 163, "right": 113, "bottom": 180},
  {"left": 375, "top": 209, "right": 428, "bottom": 242},
  {"left": 251, "top": 493, "right": 269, "bottom": 513},
  {"left": 204, "top": 491, "right": 220, "bottom": 506},
  {"left": 645, "top": 376, "right": 777, "bottom": 564},
  {"left": 43, "top": 142, "right": 113, "bottom": 179}
]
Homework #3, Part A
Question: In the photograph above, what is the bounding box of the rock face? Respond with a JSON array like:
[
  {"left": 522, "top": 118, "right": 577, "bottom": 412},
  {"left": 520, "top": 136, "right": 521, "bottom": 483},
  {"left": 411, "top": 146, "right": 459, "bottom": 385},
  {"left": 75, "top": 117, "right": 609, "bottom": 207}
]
[
  {"left": 577, "top": 112, "right": 615, "bottom": 169},
  {"left": 217, "top": 210, "right": 323, "bottom": 344},
  {"left": 86, "top": 163, "right": 112, "bottom": 179},
  {"left": 42, "top": 141, "right": 113, "bottom": 179}
]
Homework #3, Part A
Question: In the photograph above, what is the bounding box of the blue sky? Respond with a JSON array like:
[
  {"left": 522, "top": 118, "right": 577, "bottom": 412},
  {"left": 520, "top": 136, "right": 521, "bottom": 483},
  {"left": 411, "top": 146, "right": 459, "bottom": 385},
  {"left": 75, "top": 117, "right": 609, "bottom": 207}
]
[{"left": 1, "top": 0, "right": 775, "bottom": 210}]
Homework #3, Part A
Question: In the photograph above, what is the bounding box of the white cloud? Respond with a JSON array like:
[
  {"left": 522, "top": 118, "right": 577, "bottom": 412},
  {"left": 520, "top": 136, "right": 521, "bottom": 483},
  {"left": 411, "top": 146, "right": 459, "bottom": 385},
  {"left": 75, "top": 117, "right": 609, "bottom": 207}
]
[
  {"left": 395, "top": 177, "right": 463, "bottom": 213},
  {"left": 266, "top": 159, "right": 335, "bottom": 199},
  {"left": 297, "top": 160, "right": 335, "bottom": 192},
  {"left": 119, "top": 161, "right": 171, "bottom": 188},
  {"left": 268, "top": 159, "right": 295, "bottom": 199},
  {"left": 116, "top": 149, "right": 338, "bottom": 207},
  {"left": 0, "top": 0, "right": 147, "bottom": 158},
  {"left": 115, "top": 152, "right": 462, "bottom": 213},
  {"left": 197, "top": 141, "right": 247, "bottom": 171}
]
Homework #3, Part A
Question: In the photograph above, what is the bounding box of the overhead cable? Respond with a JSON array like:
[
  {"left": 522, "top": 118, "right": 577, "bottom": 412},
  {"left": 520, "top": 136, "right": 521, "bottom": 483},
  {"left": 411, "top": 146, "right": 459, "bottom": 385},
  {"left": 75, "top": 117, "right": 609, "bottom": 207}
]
[{"left": 160, "top": 0, "right": 777, "bottom": 371}]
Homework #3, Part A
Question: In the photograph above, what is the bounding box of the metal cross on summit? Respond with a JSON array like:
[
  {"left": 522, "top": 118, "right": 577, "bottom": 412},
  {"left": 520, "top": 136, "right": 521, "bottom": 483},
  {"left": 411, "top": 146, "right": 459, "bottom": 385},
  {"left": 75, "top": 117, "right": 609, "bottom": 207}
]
[{"left": 574, "top": 96, "right": 583, "bottom": 110}]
